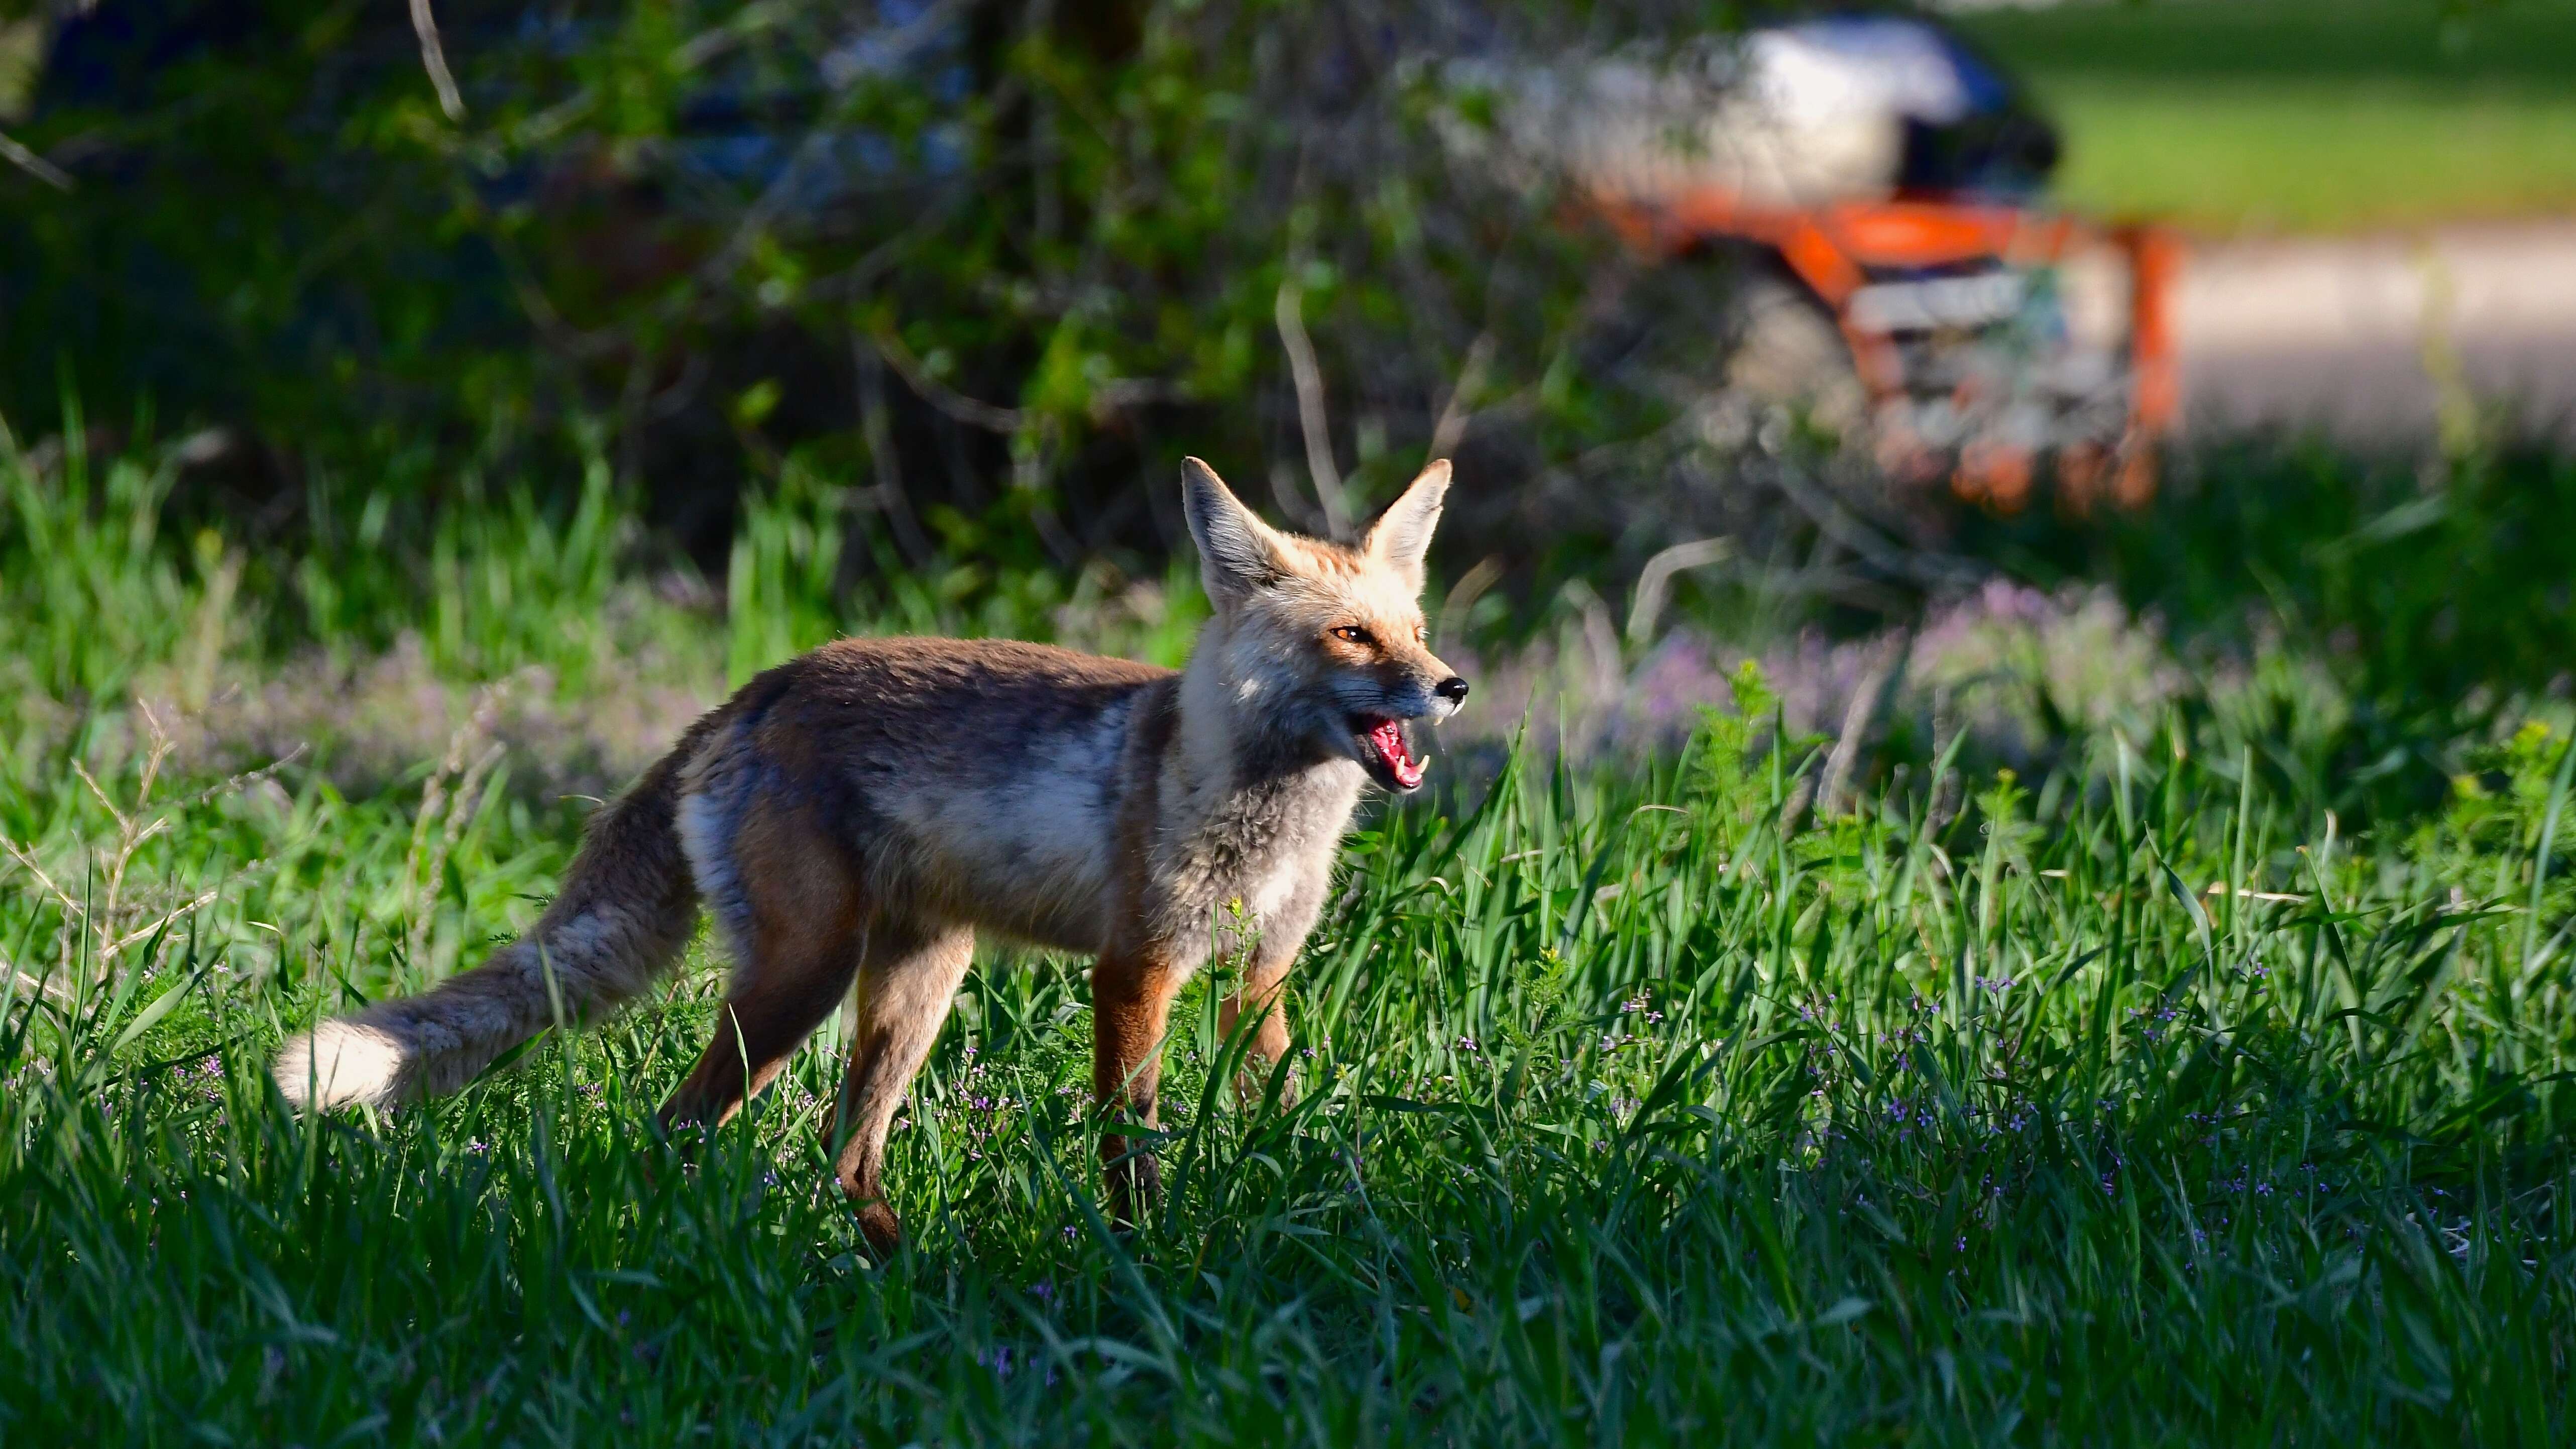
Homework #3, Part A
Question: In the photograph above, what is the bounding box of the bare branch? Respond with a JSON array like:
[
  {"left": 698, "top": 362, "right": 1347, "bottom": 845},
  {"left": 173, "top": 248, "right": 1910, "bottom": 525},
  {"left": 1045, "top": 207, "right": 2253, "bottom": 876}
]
[
  {"left": 0, "top": 127, "right": 70, "bottom": 191},
  {"left": 1625, "top": 537, "right": 1733, "bottom": 645},
  {"left": 854, "top": 333, "right": 937, "bottom": 569},
  {"left": 1274, "top": 270, "right": 1352, "bottom": 539},
  {"left": 866, "top": 322, "right": 1025, "bottom": 433},
  {"left": 408, "top": 0, "right": 467, "bottom": 123},
  {"left": 1817, "top": 628, "right": 1911, "bottom": 819},
  {"left": 1429, "top": 332, "right": 1496, "bottom": 460},
  {"left": 1435, "top": 554, "right": 1506, "bottom": 654}
]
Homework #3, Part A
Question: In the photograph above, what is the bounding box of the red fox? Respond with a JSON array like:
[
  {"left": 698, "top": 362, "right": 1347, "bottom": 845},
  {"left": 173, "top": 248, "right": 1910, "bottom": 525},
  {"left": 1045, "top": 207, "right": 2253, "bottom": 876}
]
[{"left": 275, "top": 457, "right": 1466, "bottom": 1250}]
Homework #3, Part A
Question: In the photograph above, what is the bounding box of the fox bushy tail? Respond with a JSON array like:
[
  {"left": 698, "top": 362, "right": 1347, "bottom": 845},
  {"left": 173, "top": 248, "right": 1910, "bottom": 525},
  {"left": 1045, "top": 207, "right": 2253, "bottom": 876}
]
[{"left": 274, "top": 747, "right": 704, "bottom": 1110}]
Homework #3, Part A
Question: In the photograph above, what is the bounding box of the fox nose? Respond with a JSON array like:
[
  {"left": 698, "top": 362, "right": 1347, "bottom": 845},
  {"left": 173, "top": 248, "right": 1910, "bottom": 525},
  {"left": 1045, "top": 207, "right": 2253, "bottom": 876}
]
[{"left": 1435, "top": 676, "right": 1470, "bottom": 705}]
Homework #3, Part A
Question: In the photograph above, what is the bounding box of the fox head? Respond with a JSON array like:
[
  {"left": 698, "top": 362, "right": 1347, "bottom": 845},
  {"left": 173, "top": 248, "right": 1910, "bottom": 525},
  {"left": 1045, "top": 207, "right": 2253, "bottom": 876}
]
[{"left": 1181, "top": 457, "right": 1469, "bottom": 793}]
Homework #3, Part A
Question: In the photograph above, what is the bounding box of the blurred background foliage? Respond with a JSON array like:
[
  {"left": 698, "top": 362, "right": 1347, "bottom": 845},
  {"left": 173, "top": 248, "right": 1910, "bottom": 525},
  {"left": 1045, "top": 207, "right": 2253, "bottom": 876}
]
[
  {"left": 8, "top": 0, "right": 2576, "bottom": 836},
  {"left": 0, "top": 0, "right": 1742, "bottom": 581}
]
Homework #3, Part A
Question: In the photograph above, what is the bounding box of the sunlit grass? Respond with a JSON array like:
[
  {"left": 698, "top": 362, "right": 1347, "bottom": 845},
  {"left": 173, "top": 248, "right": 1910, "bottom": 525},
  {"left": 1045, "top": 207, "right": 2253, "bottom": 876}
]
[
  {"left": 8, "top": 656, "right": 2576, "bottom": 1440},
  {"left": 7, "top": 433, "right": 2576, "bottom": 1440},
  {"left": 2034, "top": 78, "right": 2576, "bottom": 235},
  {"left": 1957, "top": 0, "right": 2576, "bottom": 234}
]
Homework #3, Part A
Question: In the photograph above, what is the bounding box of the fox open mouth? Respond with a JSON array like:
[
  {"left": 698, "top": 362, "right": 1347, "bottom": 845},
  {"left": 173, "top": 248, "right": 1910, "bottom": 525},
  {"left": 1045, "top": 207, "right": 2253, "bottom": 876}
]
[{"left": 1350, "top": 715, "right": 1427, "bottom": 792}]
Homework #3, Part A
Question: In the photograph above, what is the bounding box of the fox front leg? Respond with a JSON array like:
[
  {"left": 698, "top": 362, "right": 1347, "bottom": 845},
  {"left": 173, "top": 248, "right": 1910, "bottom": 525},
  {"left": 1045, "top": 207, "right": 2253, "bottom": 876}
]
[
  {"left": 1218, "top": 874, "right": 1326, "bottom": 1107},
  {"left": 1215, "top": 954, "right": 1294, "bottom": 1108},
  {"left": 1090, "top": 946, "right": 1183, "bottom": 1226}
]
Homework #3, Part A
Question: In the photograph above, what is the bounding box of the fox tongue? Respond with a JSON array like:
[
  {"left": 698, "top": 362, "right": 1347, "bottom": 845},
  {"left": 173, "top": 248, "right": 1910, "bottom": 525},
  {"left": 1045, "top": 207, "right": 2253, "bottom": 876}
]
[{"left": 1368, "top": 719, "right": 1424, "bottom": 789}]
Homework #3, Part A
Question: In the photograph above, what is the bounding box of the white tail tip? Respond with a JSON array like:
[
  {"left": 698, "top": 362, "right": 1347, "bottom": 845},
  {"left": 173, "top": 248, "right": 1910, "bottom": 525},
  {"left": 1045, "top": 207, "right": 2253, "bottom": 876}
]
[{"left": 273, "top": 1020, "right": 410, "bottom": 1110}]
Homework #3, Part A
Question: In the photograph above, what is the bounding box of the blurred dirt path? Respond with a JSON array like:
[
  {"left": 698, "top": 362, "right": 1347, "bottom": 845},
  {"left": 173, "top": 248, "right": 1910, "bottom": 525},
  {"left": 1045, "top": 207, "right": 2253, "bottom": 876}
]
[{"left": 2175, "top": 220, "right": 2576, "bottom": 447}]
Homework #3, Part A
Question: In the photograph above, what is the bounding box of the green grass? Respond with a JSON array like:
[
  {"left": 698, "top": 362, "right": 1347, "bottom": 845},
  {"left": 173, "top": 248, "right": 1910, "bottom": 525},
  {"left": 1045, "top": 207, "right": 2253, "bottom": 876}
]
[
  {"left": 2032, "top": 78, "right": 2576, "bottom": 234},
  {"left": 9, "top": 433, "right": 2576, "bottom": 1441},
  {"left": 11, "top": 661, "right": 2576, "bottom": 1442},
  {"left": 1956, "top": 0, "right": 2576, "bottom": 233}
]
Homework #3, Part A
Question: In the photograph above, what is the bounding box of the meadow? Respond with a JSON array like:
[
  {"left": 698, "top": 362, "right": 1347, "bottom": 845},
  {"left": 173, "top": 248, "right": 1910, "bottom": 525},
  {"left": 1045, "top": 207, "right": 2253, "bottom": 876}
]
[
  {"left": 8, "top": 431, "right": 2576, "bottom": 1443},
  {"left": 1957, "top": 0, "right": 2576, "bottom": 233}
]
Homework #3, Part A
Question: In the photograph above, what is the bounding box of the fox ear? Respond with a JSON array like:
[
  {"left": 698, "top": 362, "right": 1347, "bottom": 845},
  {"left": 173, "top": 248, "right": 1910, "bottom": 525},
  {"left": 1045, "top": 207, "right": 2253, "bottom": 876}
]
[
  {"left": 1362, "top": 459, "right": 1451, "bottom": 589},
  {"left": 1181, "top": 457, "right": 1287, "bottom": 605}
]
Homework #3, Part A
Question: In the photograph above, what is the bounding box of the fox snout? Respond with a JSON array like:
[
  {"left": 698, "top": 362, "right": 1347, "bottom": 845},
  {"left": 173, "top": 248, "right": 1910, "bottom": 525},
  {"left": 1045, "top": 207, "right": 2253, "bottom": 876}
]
[
  {"left": 1370, "top": 656, "right": 1468, "bottom": 723},
  {"left": 1339, "top": 655, "right": 1467, "bottom": 794}
]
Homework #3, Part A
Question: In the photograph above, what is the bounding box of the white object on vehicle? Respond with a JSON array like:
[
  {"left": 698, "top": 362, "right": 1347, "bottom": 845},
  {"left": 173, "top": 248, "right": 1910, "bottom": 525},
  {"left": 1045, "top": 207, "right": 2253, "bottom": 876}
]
[
  {"left": 1847, "top": 271, "right": 2029, "bottom": 332},
  {"left": 1474, "top": 18, "right": 2002, "bottom": 208}
]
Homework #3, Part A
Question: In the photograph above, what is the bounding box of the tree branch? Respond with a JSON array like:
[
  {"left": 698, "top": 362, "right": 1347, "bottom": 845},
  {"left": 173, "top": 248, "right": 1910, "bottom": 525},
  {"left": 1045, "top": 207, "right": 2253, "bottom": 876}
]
[
  {"left": 1275, "top": 268, "right": 1352, "bottom": 539},
  {"left": 408, "top": 0, "right": 467, "bottom": 123},
  {"left": 0, "top": 128, "right": 70, "bottom": 191}
]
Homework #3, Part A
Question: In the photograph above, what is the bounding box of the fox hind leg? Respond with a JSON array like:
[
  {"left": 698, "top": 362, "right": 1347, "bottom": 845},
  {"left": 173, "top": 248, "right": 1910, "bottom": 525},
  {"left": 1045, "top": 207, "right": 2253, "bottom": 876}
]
[
  {"left": 658, "top": 806, "right": 866, "bottom": 1132},
  {"left": 827, "top": 926, "right": 974, "bottom": 1256}
]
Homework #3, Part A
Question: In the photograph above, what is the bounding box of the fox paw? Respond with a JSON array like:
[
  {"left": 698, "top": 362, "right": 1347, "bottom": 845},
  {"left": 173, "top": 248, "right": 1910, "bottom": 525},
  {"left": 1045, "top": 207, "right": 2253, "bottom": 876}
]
[
  {"left": 1105, "top": 1152, "right": 1163, "bottom": 1230},
  {"left": 854, "top": 1199, "right": 903, "bottom": 1259}
]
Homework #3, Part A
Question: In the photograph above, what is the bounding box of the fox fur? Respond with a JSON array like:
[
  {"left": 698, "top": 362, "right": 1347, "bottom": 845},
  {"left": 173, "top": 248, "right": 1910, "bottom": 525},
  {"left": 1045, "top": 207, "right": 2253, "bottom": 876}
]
[{"left": 274, "top": 457, "right": 1468, "bottom": 1250}]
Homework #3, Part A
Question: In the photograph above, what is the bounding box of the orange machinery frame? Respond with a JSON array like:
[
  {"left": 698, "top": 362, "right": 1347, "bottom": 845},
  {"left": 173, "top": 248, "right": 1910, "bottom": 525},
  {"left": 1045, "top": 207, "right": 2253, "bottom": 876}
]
[{"left": 1596, "top": 187, "right": 2179, "bottom": 509}]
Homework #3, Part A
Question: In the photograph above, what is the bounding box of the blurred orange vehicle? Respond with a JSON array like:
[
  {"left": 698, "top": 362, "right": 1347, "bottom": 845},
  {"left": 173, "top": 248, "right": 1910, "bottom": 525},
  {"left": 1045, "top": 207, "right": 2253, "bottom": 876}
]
[{"left": 1528, "top": 15, "right": 2178, "bottom": 510}]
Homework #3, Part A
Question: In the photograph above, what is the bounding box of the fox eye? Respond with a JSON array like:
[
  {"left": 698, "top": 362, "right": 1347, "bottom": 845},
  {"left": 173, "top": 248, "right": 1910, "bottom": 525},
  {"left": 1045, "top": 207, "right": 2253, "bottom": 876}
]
[{"left": 1330, "top": 625, "right": 1375, "bottom": 647}]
